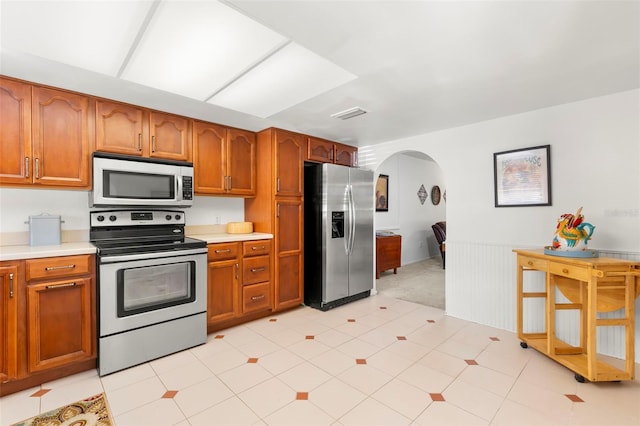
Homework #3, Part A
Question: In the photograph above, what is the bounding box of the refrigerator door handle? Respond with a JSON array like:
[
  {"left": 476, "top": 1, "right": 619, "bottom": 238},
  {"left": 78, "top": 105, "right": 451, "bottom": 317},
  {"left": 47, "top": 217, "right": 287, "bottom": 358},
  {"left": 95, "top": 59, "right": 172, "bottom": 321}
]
[{"left": 347, "top": 184, "right": 356, "bottom": 254}]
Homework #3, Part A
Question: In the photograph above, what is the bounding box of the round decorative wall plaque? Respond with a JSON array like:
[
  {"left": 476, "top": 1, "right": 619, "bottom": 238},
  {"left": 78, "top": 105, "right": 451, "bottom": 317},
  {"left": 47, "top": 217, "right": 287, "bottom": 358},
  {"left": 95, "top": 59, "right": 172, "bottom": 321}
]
[{"left": 431, "top": 185, "right": 441, "bottom": 205}]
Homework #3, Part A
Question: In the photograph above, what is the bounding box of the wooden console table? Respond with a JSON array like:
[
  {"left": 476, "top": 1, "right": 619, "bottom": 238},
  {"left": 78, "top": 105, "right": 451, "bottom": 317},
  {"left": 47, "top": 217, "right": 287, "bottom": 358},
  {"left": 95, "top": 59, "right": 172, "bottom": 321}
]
[
  {"left": 376, "top": 234, "right": 402, "bottom": 279},
  {"left": 514, "top": 249, "right": 640, "bottom": 382}
]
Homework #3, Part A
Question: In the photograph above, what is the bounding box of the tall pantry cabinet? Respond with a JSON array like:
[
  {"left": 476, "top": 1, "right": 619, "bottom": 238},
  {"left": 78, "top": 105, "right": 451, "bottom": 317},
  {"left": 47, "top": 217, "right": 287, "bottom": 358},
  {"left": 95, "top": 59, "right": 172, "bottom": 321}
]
[{"left": 245, "top": 128, "right": 304, "bottom": 312}]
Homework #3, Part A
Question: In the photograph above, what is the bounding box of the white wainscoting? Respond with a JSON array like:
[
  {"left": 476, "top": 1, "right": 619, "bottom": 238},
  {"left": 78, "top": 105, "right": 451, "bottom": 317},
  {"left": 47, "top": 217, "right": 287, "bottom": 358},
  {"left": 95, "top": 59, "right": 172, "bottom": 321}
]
[{"left": 446, "top": 242, "right": 640, "bottom": 362}]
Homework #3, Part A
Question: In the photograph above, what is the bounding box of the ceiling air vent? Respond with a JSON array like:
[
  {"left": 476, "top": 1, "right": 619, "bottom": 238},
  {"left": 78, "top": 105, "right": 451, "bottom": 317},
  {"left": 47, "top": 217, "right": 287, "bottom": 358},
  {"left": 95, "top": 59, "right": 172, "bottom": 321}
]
[{"left": 330, "top": 106, "right": 368, "bottom": 120}]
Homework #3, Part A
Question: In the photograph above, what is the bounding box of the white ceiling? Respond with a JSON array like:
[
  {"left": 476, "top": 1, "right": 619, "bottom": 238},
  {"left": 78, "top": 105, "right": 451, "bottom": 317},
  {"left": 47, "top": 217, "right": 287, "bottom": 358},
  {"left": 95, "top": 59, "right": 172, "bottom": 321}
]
[{"left": 1, "top": 1, "right": 638, "bottom": 147}]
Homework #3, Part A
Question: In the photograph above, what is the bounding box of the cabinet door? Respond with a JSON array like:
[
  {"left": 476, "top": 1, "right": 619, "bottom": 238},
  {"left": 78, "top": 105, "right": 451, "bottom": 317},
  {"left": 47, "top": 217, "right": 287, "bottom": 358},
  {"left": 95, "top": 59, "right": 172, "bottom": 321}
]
[
  {"left": 149, "top": 112, "right": 191, "bottom": 161},
  {"left": 193, "top": 120, "right": 226, "bottom": 194},
  {"left": 227, "top": 128, "right": 256, "bottom": 196},
  {"left": 32, "top": 87, "right": 91, "bottom": 188},
  {"left": 274, "top": 198, "right": 303, "bottom": 311},
  {"left": 0, "top": 78, "right": 32, "bottom": 185},
  {"left": 0, "top": 263, "right": 20, "bottom": 382},
  {"left": 27, "top": 277, "right": 94, "bottom": 373},
  {"left": 207, "top": 259, "right": 239, "bottom": 325},
  {"left": 306, "top": 136, "right": 333, "bottom": 164},
  {"left": 95, "top": 100, "right": 146, "bottom": 156},
  {"left": 335, "top": 143, "right": 358, "bottom": 167},
  {"left": 274, "top": 129, "right": 304, "bottom": 197}
]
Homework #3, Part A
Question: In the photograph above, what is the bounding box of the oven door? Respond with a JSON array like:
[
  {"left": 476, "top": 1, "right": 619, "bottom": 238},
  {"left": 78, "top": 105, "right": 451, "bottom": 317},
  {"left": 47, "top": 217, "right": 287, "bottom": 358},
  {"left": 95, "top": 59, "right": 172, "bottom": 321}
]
[{"left": 98, "top": 248, "right": 207, "bottom": 337}]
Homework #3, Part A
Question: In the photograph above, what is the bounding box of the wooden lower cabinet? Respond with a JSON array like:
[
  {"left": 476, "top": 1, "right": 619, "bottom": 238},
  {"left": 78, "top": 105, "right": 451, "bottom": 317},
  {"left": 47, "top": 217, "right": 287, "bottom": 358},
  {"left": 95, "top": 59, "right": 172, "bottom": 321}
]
[
  {"left": 0, "top": 262, "right": 20, "bottom": 384},
  {"left": 376, "top": 234, "right": 402, "bottom": 279},
  {"left": 207, "top": 240, "right": 272, "bottom": 332},
  {"left": 0, "top": 254, "right": 96, "bottom": 397}
]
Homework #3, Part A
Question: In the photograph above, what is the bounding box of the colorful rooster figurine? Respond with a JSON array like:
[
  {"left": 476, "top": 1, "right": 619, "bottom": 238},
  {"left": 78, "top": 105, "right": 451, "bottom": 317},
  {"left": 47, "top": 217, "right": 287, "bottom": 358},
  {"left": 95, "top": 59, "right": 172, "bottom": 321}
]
[{"left": 552, "top": 207, "right": 595, "bottom": 251}]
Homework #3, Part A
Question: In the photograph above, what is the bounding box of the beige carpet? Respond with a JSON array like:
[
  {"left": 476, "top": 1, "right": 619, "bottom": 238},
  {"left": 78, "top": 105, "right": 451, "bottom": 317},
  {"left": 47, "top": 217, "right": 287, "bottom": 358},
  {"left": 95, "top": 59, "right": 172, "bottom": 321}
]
[
  {"left": 11, "top": 393, "right": 113, "bottom": 426},
  {"left": 376, "top": 257, "right": 445, "bottom": 309}
]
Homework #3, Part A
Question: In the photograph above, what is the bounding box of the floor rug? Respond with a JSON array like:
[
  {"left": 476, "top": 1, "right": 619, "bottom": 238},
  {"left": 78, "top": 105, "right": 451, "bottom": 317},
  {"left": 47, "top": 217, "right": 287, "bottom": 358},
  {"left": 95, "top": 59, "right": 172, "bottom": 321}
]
[{"left": 11, "top": 393, "right": 113, "bottom": 426}]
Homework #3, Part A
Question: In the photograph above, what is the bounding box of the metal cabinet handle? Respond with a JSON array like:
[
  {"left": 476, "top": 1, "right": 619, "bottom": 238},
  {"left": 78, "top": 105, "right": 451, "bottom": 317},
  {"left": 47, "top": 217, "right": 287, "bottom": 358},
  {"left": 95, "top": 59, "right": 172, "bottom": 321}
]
[
  {"left": 235, "top": 263, "right": 239, "bottom": 279},
  {"left": 25, "top": 157, "right": 29, "bottom": 178},
  {"left": 250, "top": 267, "right": 266, "bottom": 273},
  {"left": 251, "top": 294, "right": 265, "bottom": 301},
  {"left": 276, "top": 177, "right": 280, "bottom": 192},
  {"left": 35, "top": 158, "right": 40, "bottom": 179},
  {"left": 9, "top": 273, "right": 13, "bottom": 298},
  {"left": 562, "top": 268, "right": 569, "bottom": 274},
  {"left": 151, "top": 135, "right": 156, "bottom": 152},
  {"left": 45, "top": 264, "right": 76, "bottom": 271},
  {"left": 138, "top": 133, "right": 142, "bottom": 151},
  {"left": 228, "top": 176, "right": 232, "bottom": 191},
  {"left": 46, "top": 282, "right": 76, "bottom": 289},
  {"left": 215, "top": 249, "right": 231, "bottom": 254},
  {"left": 251, "top": 246, "right": 265, "bottom": 251}
]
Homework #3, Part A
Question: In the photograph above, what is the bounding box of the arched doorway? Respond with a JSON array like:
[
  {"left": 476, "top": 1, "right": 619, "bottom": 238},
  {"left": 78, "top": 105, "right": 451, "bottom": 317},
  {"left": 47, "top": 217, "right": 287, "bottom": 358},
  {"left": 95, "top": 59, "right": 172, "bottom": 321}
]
[{"left": 373, "top": 150, "right": 446, "bottom": 309}]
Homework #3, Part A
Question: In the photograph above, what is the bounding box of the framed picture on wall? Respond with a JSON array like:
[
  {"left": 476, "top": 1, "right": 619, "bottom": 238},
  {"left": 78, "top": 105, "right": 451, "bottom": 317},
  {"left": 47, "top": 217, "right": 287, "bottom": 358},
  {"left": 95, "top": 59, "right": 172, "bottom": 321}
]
[
  {"left": 494, "top": 145, "right": 551, "bottom": 207},
  {"left": 376, "top": 174, "right": 389, "bottom": 211}
]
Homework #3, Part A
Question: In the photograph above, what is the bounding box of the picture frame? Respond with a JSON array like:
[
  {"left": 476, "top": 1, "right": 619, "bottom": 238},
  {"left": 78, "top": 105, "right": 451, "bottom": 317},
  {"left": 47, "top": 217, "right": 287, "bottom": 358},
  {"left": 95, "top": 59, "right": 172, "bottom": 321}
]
[
  {"left": 494, "top": 145, "right": 551, "bottom": 207},
  {"left": 376, "top": 174, "right": 389, "bottom": 211}
]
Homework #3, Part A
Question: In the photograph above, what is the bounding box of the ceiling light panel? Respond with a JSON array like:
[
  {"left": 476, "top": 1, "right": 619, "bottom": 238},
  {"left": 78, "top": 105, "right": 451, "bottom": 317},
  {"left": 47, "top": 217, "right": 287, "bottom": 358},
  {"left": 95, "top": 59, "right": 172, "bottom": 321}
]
[
  {"left": 208, "top": 42, "right": 357, "bottom": 118},
  {"left": 120, "top": 0, "right": 287, "bottom": 100},
  {"left": 0, "top": 0, "right": 152, "bottom": 76}
]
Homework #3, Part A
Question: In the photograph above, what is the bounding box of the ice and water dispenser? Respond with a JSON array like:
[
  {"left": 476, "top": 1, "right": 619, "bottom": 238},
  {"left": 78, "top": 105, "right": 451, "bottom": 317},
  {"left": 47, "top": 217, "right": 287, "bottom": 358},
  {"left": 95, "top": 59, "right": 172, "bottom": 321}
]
[{"left": 331, "top": 211, "right": 344, "bottom": 238}]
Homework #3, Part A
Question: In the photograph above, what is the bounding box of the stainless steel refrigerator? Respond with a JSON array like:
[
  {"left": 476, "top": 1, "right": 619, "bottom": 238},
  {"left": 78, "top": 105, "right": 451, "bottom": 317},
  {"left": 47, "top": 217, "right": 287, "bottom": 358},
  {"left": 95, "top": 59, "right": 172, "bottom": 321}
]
[{"left": 304, "top": 163, "right": 374, "bottom": 310}]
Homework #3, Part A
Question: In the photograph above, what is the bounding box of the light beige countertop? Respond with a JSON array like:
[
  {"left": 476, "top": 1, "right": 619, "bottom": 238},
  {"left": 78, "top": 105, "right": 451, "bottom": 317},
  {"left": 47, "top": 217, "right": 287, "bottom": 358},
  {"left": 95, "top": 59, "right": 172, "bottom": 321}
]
[
  {"left": 0, "top": 242, "right": 97, "bottom": 261},
  {"left": 188, "top": 232, "right": 273, "bottom": 244}
]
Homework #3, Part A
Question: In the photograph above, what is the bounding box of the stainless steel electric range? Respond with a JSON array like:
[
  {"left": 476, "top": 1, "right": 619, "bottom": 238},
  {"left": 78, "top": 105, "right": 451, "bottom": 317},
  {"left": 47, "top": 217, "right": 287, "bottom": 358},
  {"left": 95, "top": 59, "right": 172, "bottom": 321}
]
[{"left": 90, "top": 209, "right": 207, "bottom": 376}]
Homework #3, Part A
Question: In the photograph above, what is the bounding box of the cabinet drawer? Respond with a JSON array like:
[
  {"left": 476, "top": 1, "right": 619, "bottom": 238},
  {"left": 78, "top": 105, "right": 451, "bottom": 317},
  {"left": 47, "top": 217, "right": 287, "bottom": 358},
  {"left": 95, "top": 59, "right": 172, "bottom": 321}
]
[
  {"left": 208, "top": 243, "right": 239, "bottom": 261},
  {"left": 549, "top": 263, "right": 590, "bottom": 281},
  {"left": 243, "top": 240, "right": 271, "bottom": 257},
  {"left": 242, "top": 282, "right": 271, "bottom": 314},
  {"left": 26, "top": 255, "right": 92, "bottom": 281},
  {"left": 243, "top": 256, "right": 270, "bottom": 285},
  {"left": 518, "top": 256, "right": 548, "bottom": 271}
]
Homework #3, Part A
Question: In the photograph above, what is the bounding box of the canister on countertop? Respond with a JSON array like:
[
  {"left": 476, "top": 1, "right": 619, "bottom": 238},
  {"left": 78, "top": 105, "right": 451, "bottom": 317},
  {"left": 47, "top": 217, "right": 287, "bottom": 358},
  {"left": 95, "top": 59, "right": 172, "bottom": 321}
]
[{"left": 28, "top": 214, "right": 61, "bottom": 246}]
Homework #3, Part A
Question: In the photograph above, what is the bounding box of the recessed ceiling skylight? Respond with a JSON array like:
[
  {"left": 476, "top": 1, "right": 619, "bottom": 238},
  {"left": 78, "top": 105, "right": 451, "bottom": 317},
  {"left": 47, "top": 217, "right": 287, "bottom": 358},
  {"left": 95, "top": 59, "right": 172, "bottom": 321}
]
[
  {"left": 1, "top": 1, "right": 151, "bottom": 76},
  {"left": 120, "top": 0, "right": 287, "bottom": 100},
  {"left": 207, "top": 42, "right": 357, "bottom": 118}
]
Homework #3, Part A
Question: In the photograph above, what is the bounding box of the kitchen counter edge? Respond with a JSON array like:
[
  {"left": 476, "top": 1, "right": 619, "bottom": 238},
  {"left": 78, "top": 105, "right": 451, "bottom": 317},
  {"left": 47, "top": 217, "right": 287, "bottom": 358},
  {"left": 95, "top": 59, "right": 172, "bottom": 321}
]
[
  {"left": 0, "top": 242, "right": 97, "bottom": 261},
  {"left": 188, "top": 232, "right": 273, "bottom": 244}
]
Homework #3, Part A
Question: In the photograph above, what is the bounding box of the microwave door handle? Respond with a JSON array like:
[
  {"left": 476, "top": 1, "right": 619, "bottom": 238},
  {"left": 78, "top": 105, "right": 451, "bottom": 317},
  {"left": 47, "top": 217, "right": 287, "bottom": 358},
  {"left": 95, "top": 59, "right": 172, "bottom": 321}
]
[{"left": 176, "top": 176, "right": 183, "bottom": 201}]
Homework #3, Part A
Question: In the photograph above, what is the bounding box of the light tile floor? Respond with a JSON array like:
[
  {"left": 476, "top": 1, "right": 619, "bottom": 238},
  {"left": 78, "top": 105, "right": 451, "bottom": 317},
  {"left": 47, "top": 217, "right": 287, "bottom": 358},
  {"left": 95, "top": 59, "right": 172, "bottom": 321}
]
[{"left": 2, "top": 294, "right": 639, "bottom": 425}]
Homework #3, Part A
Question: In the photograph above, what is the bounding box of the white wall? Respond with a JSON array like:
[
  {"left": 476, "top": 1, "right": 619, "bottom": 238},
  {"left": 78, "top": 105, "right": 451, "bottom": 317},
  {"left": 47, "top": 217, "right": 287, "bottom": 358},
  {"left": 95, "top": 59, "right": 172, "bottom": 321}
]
[
  {"left": 359, "top": 88, "right": 640, "bottom": 361},
  {"left": 374, "top": 153, "right": 446, "bottom": 264},
  {"left": 0, "top": 188, "right": 245, "bottom": 238}
]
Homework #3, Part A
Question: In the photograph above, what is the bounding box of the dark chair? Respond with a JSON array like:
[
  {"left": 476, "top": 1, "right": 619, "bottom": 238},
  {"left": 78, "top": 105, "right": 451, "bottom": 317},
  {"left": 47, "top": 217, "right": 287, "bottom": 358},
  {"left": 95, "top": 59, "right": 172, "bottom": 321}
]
[{"left": 431, "top": 221, "right": 446, "bottom": 269}]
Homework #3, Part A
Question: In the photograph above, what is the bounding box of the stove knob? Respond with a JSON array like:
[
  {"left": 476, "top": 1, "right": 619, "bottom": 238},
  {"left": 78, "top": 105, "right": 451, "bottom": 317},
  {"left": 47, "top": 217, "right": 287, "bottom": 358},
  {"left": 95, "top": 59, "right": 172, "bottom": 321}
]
[
  {"left": 175, "top": 214, "right": 182, "bottom": 220},
  {"left": 109, "top": 215, "right": 117, "bottom": 222},
  {"left": 166, "top": 215, "right": 172, "bottom": 221},
  {"left": 96, "top": 215, "right": 105, "bottom": 222}
]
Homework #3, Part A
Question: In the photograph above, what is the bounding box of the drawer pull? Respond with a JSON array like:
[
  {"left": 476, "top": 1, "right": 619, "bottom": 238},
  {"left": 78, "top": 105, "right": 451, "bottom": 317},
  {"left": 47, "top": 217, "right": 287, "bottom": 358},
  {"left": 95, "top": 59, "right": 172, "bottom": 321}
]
[
  {"left": 46, "top": 282, "right": 76, "bottom": 289},
  {"left": 250, "top": 267, "right": 266, "bottom": 273},
  {"left": 251, "top": 294, "right": 265, "bottom": 301},
  {"left": 215, "top": 249, "right": 231, "bottom": 254},
  {"left": 9, "top": 273, "right": 14, "bottom": 298},
  {"left": 527, "top": 261, "right": 533, "bottom": 266},
  {"left": 251, "top": 246, "right": 266, "bottom": 251},
  {"left": 562, "top": 268, "right": 569, "bottom": 274},
  {"left": 45, "top": 264, "right": 76, "bottom": 271}
]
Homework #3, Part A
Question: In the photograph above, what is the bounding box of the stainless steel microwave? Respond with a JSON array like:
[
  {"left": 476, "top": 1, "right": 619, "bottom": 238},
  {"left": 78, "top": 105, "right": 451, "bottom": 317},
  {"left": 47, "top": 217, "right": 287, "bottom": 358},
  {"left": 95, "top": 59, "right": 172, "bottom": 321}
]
[{"left": 90, "top": 153, "right": 194, "bottom": 208}]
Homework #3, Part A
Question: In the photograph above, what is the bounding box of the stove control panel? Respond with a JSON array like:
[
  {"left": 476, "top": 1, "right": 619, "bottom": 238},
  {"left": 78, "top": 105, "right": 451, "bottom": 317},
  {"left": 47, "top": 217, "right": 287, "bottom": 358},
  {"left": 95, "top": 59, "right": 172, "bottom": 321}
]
[{"left": 90, "top": 210, "right": 186, "bottom": 227}]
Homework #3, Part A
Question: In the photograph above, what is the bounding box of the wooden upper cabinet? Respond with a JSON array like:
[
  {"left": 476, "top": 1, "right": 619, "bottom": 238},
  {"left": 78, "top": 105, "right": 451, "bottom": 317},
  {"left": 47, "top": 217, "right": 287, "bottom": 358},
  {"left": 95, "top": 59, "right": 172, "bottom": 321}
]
[
  {"left": 274, "top": 129, "right": 304, "bottom": 197},
  {"left": 96, "top": 100, "right": 191, "bottom": 162},
  {"left": 0, "top": 84, "right": 92, "bottom": 189},
  {"left": 193, "top": 120, "right": 256, "bottom": 196},
  {"left": 334, "top": 143, "right": 358, "bottom": 167},
  {"left": 149, "top": 111, "right": 191, "bottom": 161},
  {"left": 227, "top": 128, "right": 256, "bottom": 196},
  {"left": 306, "top": 136, "right": 358, "bottom": 167},
  {"left": 0, "top": 78, "right": 32, "bottom": 185},
  {"left": 95, "top": 100, "right": 145, "bottom": 156}
]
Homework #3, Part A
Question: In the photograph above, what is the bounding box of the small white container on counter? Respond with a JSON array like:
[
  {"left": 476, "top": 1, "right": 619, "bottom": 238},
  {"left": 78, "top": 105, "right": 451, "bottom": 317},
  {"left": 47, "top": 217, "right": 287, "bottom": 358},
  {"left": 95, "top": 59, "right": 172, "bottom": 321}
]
[{"left": 28, "top": 214, "right": 61, "bottom": 246}]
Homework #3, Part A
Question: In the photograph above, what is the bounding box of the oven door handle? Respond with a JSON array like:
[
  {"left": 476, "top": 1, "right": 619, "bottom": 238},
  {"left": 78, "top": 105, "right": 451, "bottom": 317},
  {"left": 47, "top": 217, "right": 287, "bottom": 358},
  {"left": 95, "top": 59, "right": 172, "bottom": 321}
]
[{"left": 99, "top": 247, "right": 207, "bottom": 263}]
